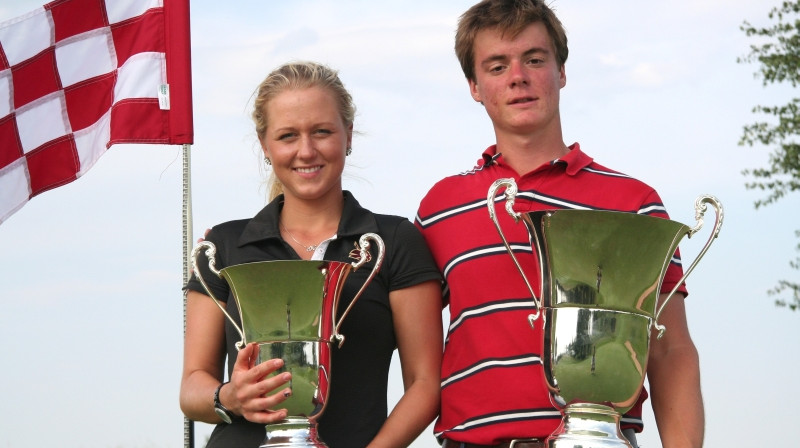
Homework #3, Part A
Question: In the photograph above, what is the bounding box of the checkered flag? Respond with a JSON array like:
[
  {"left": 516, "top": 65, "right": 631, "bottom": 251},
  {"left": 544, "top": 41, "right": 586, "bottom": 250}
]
[{"left": 0, "top": 0, "right": 193, "bottom": 224}]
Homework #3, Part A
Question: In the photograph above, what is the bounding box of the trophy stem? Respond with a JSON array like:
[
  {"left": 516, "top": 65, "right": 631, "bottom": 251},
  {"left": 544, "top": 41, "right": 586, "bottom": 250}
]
[
  {"left": 261, "top": 418, "right": 327, "bottom": 447},
  {"left": 547, "top": 403, "right": 632, "bottom": 448}
]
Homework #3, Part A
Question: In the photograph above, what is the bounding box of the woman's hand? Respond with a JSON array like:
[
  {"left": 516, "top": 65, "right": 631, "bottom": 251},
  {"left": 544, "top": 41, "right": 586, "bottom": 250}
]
[
  {"left": 222, "top": 342, "right": 294, "bottom": 423},
  {"left": 180, "top": 293, "right": 294, "bottom": 425}
]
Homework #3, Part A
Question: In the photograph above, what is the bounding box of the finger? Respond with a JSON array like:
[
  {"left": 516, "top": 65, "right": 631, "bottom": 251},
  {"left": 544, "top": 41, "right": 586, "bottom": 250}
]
[
  {"left": 246, "top": 342, "right": 260, "bottom": 369},
  {"left": 251, "top": 370, "right": 292, "bottom": 398},
  {"left": 196, "top": 228, "right": 212, "bottom": 243},
  {"left": 253, "top": 357, "right": 285, "bottom": 377},
  {"left": 247, "top": 407, "right": 289, "bottom": 424},
  {"left": 234, "top": 360, "right": 291, "bottom": 404},
  {"left": 232, "top": 342, "right": 258, "bottom": 373},
  {"left": 240, "top": 386, "right": 293, "bottom": 422}
]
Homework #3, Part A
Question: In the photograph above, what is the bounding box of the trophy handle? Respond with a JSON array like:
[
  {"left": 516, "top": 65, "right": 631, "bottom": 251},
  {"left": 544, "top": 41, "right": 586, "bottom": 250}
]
[
  {"left": 652, "top": 195, "right": 724, "bottom": 338},
  {"left": 332, "top": 233, "right": 386, "bottom": 347},
  {"left": 190, "top": 241, "right": 247, "bottom": 350},
  {"left": 487, "top": 178, "right": 543, "bottom": 326}
]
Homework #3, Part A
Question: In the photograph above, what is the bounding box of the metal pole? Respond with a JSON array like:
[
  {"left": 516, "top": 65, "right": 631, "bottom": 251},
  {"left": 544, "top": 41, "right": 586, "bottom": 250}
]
[{"left": 182, "top": 143, "right": 195, "bottom": 448}]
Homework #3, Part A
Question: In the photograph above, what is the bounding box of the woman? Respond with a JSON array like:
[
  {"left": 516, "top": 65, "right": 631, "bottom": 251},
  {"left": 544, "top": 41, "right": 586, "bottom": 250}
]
[{"left": 180, "top": 61, "right": 443, "bottom": 447}]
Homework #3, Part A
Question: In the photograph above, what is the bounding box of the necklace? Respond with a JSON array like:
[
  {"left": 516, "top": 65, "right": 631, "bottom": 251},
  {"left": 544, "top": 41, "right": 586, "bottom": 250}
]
[{"left": 280, "top": 222, "right": 323, "bottom": 252}]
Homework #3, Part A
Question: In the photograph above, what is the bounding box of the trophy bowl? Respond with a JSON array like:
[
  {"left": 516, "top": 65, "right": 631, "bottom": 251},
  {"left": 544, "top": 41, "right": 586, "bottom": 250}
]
[
  {"left": 488, "top": 179, "right": 722, "bottom": 448},
  {"left": 191, "top": 233, "right": 385, "bottom": 447}
]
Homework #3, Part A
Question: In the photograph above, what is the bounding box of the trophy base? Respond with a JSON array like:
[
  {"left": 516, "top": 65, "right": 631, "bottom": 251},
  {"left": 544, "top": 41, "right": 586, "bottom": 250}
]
[
  {"left": 260, "top": 418, "right": 328, "bottom": 447},
  {"left": 547, "top": 403, "right": 632, "bottom": 448}
]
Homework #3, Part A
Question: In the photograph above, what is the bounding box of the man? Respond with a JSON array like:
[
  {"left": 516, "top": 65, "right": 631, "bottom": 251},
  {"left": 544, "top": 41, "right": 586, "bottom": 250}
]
[{"left": 415, "top": 1, "right": 704, "bottom": 447}]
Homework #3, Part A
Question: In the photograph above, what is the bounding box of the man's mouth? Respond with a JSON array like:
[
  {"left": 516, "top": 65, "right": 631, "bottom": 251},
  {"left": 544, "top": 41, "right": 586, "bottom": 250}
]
[{"left": 509, "top": 97, "right": 535, "bottom": 104}]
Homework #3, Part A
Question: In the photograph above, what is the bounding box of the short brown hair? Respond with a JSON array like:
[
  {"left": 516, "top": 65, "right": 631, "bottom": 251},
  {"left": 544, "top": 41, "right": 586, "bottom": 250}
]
[{"left": 455, "top": 0, "right": 569, "bottom": 82}]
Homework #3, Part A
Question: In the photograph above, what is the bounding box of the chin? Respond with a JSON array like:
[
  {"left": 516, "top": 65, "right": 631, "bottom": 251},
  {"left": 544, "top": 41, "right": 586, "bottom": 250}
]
[{"left": 286, "top": 185, "right": 341, "bottom": 202}]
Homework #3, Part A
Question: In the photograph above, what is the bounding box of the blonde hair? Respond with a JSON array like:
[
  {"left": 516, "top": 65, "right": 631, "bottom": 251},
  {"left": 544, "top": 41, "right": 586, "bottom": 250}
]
[{"left": 252, "top": 61, "right": 356, "bottom": 200}]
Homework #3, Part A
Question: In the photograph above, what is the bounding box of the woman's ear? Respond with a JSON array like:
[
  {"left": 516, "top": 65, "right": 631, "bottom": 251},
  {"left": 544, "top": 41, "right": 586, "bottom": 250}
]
[
  {"left": 347, "top": 124, "right": 353, "bottom": 149},
  {"left": 260, "top": 138, "right": 270, "bottom": 157}
]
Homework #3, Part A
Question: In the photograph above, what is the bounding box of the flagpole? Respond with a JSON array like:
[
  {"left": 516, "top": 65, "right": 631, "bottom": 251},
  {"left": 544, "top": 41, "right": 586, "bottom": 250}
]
[{"left": 182, "top": 143, "right": 195, "bottom": 448}]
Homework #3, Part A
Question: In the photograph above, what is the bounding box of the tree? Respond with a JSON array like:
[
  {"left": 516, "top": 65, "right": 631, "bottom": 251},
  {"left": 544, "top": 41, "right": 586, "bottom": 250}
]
[{"left": 738, "top": 0, "right": 800, "bottom": 311}]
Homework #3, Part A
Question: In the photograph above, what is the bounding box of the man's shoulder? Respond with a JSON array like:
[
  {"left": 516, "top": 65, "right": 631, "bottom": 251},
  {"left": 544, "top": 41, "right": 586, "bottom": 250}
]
[
  {"left": 579, "top": 158, "right": 656, "bottom": 190},
  {"left": 420, "top": 164, "right": 497, "bottom": 205},
  {"left": 568, "top": 158, "right": 666, "bottom": 215},
  {"left": 426, "top": 156, "right": 500, "bottom": 190},
  {"left": 563, "top": 144, "right": 653, "bottom": 189}
]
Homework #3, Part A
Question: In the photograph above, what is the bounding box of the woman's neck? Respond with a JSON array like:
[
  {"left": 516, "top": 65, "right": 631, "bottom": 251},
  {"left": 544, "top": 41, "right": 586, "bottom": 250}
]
[{"left": 279, "top": 191, "right": 344, "bottom": 258}]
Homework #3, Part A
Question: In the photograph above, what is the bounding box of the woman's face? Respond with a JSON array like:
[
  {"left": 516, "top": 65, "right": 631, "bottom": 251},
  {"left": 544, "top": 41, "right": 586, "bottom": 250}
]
[{"left": 261, "top": 86, "right": 352, "bottom": 204}]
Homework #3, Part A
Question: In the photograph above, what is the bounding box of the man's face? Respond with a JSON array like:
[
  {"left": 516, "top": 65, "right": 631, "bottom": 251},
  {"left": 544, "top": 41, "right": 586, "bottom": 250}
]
[{"left": 468, "top": 22, "right": 566, "bottom": 137}]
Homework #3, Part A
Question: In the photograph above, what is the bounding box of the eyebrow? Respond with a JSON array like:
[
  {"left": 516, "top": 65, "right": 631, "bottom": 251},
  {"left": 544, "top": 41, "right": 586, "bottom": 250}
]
[
  {"left": 479, "top": 46, "right": 551, "bottom": 67},
  {"left": 523, "top": 47, "right": 550, "bottom": 58}
]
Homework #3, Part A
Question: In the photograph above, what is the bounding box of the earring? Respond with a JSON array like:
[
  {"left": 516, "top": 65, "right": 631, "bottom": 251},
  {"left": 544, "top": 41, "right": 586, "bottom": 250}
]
[
  {"left": 346, "top": 147, "right": 352, "bottom": 156},
  {"left": 265, "top": 157, "right": 272, "bottom": 165}
]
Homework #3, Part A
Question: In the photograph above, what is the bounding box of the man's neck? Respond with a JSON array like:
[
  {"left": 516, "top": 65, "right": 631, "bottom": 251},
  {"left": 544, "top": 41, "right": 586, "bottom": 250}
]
[{"left": 495, "top": 130, "right": 569, "bottom": 176}]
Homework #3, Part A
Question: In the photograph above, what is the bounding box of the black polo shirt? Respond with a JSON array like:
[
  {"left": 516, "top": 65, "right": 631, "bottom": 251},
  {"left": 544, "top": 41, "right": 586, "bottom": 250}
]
[{"left": 186, "top": 191, "right": 441, "bottom": 447}]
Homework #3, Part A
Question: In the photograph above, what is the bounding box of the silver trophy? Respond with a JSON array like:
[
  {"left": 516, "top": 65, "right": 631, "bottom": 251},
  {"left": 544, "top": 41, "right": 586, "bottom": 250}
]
[
  {"left": 487, "top": 178, "right": 722, "bottom": 448},
  {"left": 191, "top": 233, "right": 385, "bottom": 447}
]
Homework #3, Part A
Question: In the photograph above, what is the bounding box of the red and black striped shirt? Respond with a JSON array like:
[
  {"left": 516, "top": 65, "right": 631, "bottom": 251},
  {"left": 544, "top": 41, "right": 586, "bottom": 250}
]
[{"left": 415, "top": 143, "right": 688, "bottom": 445}]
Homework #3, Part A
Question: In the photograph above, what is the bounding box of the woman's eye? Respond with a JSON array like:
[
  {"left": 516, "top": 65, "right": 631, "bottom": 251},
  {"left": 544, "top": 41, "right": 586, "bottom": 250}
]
[{"left": 278, "top": 132, "right": 295, "bottom": 140}]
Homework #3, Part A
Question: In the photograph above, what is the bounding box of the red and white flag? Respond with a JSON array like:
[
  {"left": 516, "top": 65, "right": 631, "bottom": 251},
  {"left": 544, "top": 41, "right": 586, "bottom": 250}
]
[{"left": 0, "top": 0, "right": 193, "bottom": 224}]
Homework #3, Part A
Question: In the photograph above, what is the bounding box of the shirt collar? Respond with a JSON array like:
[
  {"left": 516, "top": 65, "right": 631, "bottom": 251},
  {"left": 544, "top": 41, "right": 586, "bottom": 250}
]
[
  {"left": 480, "top": 142, "right": 593, "bottom": 176},
  {"left": 557, "top": 143, "right": 593, "bottom": 175},
  {"left": 237, "top": 190, "right": 378, "bottom": 247}
]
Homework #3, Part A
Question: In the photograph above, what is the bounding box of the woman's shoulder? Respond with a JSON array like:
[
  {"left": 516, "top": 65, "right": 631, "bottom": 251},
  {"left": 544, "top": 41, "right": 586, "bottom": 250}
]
[
  {"left": 367, "top": 212, "right": 418, "bottom": 236},
  {"left": 344, "top": 191, "right": 414, "bottom": 234},
  {"left": 371, "top": 212, "right": 411, "bottom": 226},
  {"left": 208, "top": 200, "right": 280, "bottom": 241},
  {"left": 368, "top": 213, "right": 428, "bottom": 252},
  {"left": 210, "top": 218, "right": 250, "bottom": 235},
  {"left": 205, "top": 218, "right": 252, "bottom": 245}
]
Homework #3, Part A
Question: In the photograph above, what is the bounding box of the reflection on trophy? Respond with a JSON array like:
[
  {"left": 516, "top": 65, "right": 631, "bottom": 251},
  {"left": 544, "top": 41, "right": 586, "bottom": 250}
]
[
  {"left": 487, "top": 178, "right": 722, "bottom": 448},
  {"left": 191, "top": 233, "right": 385, "bottom": 448}
]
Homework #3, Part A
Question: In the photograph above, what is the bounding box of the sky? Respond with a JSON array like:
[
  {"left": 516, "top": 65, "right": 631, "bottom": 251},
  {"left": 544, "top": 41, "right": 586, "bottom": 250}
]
[{"left": 1, "top": 0, "right": 799, "bottom": 447}]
